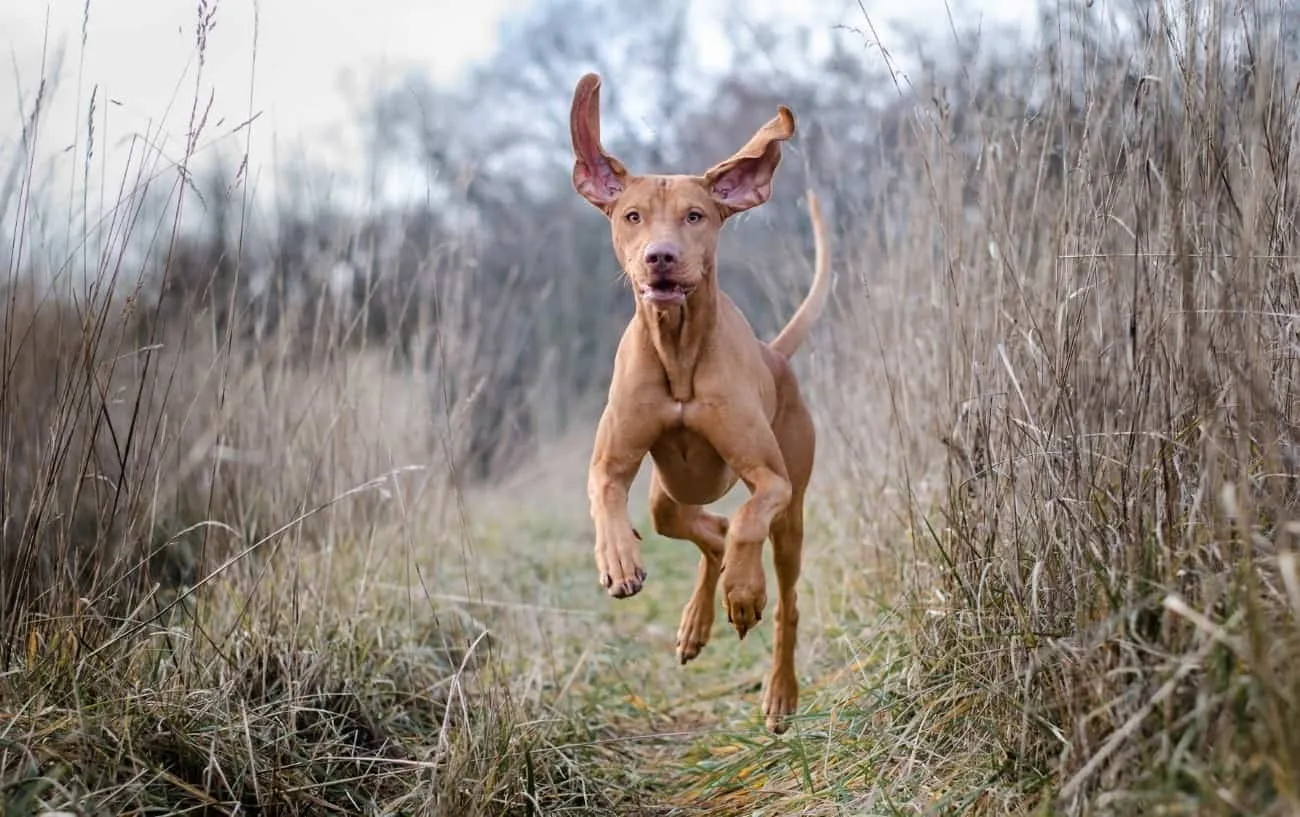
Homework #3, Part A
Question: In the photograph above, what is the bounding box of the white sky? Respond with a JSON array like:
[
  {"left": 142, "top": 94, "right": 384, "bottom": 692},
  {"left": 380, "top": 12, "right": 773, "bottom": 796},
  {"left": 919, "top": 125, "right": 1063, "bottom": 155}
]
[{"left": 1, "top": 0, "right": 1039, "bottom": 221}]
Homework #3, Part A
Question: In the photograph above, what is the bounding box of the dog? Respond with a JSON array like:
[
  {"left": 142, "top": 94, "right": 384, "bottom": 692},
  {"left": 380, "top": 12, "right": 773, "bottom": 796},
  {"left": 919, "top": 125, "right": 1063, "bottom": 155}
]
[{"left": 569, "top": 73, "right": 830, "bottom": 733}]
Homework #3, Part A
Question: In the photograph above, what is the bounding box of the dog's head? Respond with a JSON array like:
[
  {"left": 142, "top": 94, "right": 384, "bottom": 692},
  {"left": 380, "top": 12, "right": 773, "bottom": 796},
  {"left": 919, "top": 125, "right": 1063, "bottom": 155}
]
[{"left": 569, "top": 73, "right": 795, "bottom": 310}]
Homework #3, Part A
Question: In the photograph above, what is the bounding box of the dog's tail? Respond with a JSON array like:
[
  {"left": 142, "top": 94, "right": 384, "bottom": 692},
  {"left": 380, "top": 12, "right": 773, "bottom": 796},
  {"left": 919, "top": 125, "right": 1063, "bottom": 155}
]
[{"left": 770, "top": 190, "right": 832, "bottom": 359}]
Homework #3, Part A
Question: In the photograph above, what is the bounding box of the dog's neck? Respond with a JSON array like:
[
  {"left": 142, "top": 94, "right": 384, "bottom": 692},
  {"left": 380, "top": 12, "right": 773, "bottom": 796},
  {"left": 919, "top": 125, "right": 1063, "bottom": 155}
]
[{"left": 637, "top": 276, "right": 718, "bottom": 403}]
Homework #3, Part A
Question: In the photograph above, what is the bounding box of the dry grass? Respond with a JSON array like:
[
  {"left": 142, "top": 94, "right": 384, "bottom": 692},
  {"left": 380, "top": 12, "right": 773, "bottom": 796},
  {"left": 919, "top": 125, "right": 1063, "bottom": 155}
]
[
  {"left": 672, "top": 2, "right": 1300, "bottom": 815},
  {"left": 5, "top": 0, "right": 1300, "bottom": 815},
  {"left": 0, "top": 177, "right": 642, "bottom": 817},
  {"left": 0, "top": 7, "right": 645, "bottom": 815},
  {"left": 630, "top": 3, "right": 1300, "bottom": 815}
]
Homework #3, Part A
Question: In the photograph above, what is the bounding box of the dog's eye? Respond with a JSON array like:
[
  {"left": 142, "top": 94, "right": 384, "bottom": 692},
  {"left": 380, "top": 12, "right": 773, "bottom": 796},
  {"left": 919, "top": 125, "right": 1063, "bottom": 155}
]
[
  {"left": 624, "top": 210, "right": 641, "bottom": 224},
  {"left": 685, "top": 210, "right": 704, "bottom": 224}
]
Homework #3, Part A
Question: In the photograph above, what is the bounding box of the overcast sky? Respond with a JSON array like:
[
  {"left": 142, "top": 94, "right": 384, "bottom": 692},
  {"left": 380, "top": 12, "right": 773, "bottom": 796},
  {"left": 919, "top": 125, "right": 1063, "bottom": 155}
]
[{"left": 1, "top": 0, "right": 1038, "bottom": 218}]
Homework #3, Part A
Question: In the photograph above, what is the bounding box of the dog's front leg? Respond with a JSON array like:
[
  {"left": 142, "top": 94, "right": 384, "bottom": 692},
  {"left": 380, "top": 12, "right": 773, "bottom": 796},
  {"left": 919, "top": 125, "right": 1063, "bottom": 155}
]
[
  {"left": 587, "top": 403, "right": 660, "bottom": 599},
  {"left": 686, "top": 401, "right": 791, "bottom": 638}
]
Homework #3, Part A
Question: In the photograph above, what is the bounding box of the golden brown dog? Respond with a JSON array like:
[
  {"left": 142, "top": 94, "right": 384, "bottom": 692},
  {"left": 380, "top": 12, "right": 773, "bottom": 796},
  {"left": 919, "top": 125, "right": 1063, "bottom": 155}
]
[{"left": 570, "top": 73, "right": 830, "bottom": 733}]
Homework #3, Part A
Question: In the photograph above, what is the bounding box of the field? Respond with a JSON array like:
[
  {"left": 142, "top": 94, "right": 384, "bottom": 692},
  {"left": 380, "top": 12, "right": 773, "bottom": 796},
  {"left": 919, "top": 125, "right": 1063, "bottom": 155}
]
[{"left": 3, "top": 1, "right": 1299, "bottom": 814}]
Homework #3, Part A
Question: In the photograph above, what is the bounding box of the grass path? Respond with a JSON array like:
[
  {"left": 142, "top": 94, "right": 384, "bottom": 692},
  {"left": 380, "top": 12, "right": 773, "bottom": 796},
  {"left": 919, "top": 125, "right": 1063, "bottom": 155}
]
[{"left": 447, "top": 449, "right": 947, "bottom": 816}]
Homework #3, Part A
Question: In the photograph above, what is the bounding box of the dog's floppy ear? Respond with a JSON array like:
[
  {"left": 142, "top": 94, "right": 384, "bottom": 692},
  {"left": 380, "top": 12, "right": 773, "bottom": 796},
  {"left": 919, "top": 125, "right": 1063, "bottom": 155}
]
[
  {"left": 570, "top": 73, "right": 628, "bottom": 211},
  {"left": 704, "top": 106, "right": 796, "bottom": 216}
]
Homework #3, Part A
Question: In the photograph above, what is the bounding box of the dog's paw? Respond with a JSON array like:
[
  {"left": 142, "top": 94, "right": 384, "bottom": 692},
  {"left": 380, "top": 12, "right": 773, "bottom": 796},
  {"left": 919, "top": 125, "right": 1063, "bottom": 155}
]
[
  {"left": 762, "top": 669, "right": 799, "bottom": 734},
  {"left": 594, "top": 526, "right": 647, "bottom": 599},
  {"left": 675, "top": 594, "right": 715, "bottom": 664},
  {"left": 721, "top": 563, "right": 766, "bottom": 639}
]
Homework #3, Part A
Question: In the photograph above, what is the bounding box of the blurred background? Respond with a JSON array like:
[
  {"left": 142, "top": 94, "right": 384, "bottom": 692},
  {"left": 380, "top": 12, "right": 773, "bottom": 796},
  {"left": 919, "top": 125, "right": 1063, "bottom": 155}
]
[{"left": 1, "top": 0, "right": 1049, "bottom": 481}]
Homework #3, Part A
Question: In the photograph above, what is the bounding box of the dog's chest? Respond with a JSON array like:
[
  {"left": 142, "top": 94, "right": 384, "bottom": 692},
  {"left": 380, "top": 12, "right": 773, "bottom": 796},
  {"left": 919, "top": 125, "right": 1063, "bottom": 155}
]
[
  {"left": 654, "top": 422, "right": 717, "bottom": 461},
  {"left": 650, "top": 424, "right": 733, "bottom": 504},
  {"left": 668, "top": 400, "right": 687, "bottom": 427}
]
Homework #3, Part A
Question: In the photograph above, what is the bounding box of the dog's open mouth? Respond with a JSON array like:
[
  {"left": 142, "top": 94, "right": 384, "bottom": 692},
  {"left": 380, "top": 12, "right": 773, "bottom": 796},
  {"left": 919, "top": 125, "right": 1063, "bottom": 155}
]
[{"left": 639, "top": 279, "right": 691, "bottom": 306}]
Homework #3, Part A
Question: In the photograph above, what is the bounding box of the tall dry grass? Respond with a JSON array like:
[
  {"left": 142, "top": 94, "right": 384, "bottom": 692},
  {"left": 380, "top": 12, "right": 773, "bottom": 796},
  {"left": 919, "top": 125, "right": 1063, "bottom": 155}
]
[
  {"left": 0, "top": 6, "right": 641, "bottom": 815},
  {"left": 794, "top": 2, "right": 1300, "bottom": 813}
]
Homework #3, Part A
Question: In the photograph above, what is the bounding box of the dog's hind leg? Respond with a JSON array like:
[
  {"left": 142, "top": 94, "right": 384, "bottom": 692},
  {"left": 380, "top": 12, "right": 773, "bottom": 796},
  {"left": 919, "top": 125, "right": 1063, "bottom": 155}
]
[
  {"left": 763, "top": 387, "right": 814, "bottom": 733},
  {"left": 763, "top": 495, "right": 804, "bottom": 733}
]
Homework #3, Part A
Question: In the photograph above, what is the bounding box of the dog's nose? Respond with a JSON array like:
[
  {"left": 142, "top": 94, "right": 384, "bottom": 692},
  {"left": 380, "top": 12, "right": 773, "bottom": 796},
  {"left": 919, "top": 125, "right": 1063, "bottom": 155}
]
[{"left": 643, "top": 242, "right": 680, "bottom": 273}]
